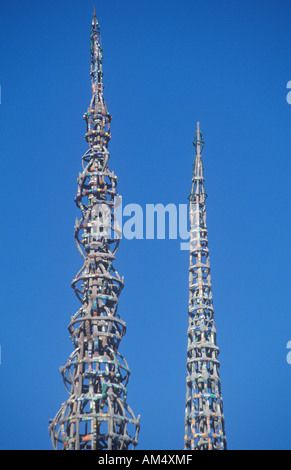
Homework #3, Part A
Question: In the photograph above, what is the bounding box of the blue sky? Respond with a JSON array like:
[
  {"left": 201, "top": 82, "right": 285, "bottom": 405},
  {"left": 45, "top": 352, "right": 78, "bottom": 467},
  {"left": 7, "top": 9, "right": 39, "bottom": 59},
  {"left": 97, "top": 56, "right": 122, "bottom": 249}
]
[{"left": 0, "top": 0, "right": 291, "bottom": 450}]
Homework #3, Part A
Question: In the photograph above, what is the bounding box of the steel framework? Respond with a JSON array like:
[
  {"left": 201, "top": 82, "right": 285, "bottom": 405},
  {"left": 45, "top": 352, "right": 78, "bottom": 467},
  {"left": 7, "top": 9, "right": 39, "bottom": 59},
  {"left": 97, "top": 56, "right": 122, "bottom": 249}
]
[
  {"left": 184, "top": 123, "right": 227, "bottom": 450},
  {"left": 49, "top": 11, "right": 140, "bottom": 450}
]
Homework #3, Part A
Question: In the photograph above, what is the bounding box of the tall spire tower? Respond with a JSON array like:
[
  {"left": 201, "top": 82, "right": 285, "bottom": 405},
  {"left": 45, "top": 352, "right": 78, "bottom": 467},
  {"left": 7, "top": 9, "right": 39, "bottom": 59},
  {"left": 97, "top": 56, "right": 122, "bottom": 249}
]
[
  {"left": 49, "top": 11, "right": 140, "bottom": 450},
  {"left": 184, "top": 123, "right": 227, "bottom": 450}
]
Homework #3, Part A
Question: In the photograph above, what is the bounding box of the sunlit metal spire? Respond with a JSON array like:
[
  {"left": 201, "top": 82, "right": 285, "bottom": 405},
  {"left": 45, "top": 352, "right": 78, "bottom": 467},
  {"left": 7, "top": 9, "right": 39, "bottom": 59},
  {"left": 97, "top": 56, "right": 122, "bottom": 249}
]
[
  {"left": 49, "top": 12, "right": 140, "bottom": 450},
  {"left": 184, "top": 123, "right": 227, "bottom": 450}
]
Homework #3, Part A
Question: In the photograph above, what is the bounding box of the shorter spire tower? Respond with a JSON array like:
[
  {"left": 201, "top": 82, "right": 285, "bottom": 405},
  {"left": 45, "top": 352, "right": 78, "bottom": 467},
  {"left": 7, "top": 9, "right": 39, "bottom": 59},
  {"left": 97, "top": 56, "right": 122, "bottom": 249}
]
[{"left": 184, "top": 123, "right": 227, "bottom": 450}]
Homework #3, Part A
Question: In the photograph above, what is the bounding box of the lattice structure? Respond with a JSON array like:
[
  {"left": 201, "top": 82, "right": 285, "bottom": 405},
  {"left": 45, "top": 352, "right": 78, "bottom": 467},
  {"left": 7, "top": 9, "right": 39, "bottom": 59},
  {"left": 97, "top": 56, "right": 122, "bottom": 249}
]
[
  {"left": 184, "top": 123, "right": 227, "bottom": 450},
  {"left": 49, "top": 11, "right": 140, "bottom": 450}
]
